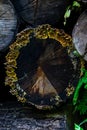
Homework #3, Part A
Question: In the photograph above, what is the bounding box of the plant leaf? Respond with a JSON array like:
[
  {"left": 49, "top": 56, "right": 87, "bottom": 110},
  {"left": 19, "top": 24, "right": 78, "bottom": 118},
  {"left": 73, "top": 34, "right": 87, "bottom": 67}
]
[
  {"left": 84, "top": 84, "right": 87, "bottom": 89},
  {"left": 64, "top": 9, "right": 71, "bottom": 19},
  {"left": 79, "top": 119, "right": 87, "bottom": 126},
  {"left": 74, "top": 124, "right": 84, "bottom": 130},
  {"left": 73, "top": 1, "right": 80, "bottom": 7}
]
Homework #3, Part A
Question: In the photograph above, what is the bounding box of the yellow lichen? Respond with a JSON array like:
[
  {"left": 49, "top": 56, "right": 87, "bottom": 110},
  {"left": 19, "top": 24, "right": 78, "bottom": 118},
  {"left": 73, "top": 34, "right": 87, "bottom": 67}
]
[
  {"left": 65, "top": 86, "right": 75, "bottom": 96},
  {"left": 34, "top": 24, "right": 72, "bottom": 47},
  {"left": 17, "top": 95, "right": 26, "bottom": 103}
]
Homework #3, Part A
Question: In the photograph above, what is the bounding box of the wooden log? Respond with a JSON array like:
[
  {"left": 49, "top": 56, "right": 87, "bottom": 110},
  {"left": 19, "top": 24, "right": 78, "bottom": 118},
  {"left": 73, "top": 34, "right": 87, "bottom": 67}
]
[
  {"left": 11, "top": 0, "right": 67, "bottom": 26},
  {"left": 81, "top": 0, "right": 87, "bottom": 3},
  {"left": 5, "top": 24, "right": 83, "bottom": 109},
  {"left": 0, "top": 0, "right": 18, "bottom": 51},
  {"left": 5, "top": 30, "right": 80, "bottom": 109},
  {"left": 77, "top": 0, "right": 87, "bottom": 3},
  {"left": 72, "top": 10, "right": 87, "bottom": 61}
]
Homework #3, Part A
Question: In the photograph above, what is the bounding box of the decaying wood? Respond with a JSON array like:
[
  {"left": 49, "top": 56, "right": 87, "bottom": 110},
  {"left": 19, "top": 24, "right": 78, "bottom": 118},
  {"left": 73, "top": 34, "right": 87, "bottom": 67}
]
[
  {"left": 14, "top": 40, "right": 74, "bottom": 108},
  {"left": 30, "top": 66, "right": 58, "bottom": 96}
]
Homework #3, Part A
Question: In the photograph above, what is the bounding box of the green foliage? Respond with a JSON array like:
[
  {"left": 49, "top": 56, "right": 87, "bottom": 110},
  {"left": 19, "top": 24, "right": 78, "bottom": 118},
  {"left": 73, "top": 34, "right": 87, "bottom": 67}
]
[
  {"left": 73, "top": 68, "right": 87, "bottom": 114},
  {"left": 73, "top": 1, "right": 80, "bottom": 7},
  {"left": 74, "top": 124, "right": 84, "bottom": 130},
  {"left": 73, "top": 50, "right": 80, "bottom": 57},
  {"left": 73, "top": 68, "right": 87, "bottom": 105},
  {"left": 79, "top": 119, "right": 87, "bottom": 126},
  {"left": 75, "top": 90, "right": 87, "bottom": 115},
  {"left": 74, "top": 119, "right": 87, "bottom": 130},
  {"left": 64, "top": 0, "right": 80, "bottom": 25},
  {"left": 64, "top": 6, "right": 71, "bottom": 25}
]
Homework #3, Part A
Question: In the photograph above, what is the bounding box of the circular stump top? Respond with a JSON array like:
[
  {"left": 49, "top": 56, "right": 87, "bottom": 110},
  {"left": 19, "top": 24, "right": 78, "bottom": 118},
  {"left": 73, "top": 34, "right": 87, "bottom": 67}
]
[{"left": 5, "top": 25, "right": 82, "bottom": 109}]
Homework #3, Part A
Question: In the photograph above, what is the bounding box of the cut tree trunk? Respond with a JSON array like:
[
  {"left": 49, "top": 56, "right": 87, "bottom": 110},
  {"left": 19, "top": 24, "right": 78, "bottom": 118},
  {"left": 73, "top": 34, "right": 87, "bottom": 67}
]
[
  {"left": 72, "top": 9, "right": 87, "bottom": 61},
  {"left": 0, "top": 0, "right": 18, "bottom": 51},
  {"left": 6, "top": 36, "right": 80, "bottom": 109},
  {"left": 11, "top": 0, "right": 67, "bottom": 26}
]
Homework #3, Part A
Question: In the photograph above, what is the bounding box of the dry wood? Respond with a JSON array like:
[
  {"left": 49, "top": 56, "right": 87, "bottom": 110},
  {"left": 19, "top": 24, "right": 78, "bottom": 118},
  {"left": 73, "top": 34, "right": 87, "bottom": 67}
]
[{"left": 0, "top": 0, "right": 18, "bottom": 51}]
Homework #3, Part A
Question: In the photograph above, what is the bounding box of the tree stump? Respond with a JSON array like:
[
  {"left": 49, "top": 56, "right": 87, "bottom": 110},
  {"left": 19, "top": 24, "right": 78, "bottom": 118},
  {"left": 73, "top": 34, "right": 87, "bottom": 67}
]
[{"left": 5, "top": 25, "right": 81, "bottom": 109}]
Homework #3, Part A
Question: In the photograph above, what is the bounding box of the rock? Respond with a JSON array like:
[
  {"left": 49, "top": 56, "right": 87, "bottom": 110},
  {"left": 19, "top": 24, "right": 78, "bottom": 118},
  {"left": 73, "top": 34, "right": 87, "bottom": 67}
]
[{"left": 72, "top": 10, "right": 87, "bottom": 61}]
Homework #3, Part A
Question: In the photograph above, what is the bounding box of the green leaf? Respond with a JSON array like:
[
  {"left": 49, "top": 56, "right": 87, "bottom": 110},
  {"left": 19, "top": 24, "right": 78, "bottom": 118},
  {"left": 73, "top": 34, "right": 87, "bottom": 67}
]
[
  {"left": 73, "top": 78, "right": 83, "bottom": 105},
  {"left": 64, "top": 9, "right": 71, "bottom": 19},
  {"left": 79, "top": 119, "right": 87, "bottom": 126},
  {"left": 74, "top": 124, "right": 84, "bottom": 130},
  {"left": 74, "top": 90, "right": 87, "bottom": 115},
  {"left": 64, "top": 8, "right": 71, "bottom": 25},
  {"left": 73, "top": 1, "right": 80, "bottom": 7},
  {"left": 84, "top": 84, "right": 87, "bottom": 89},
  {"left": 73, "top": 50, "right": 80, "bottom": 57}
]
